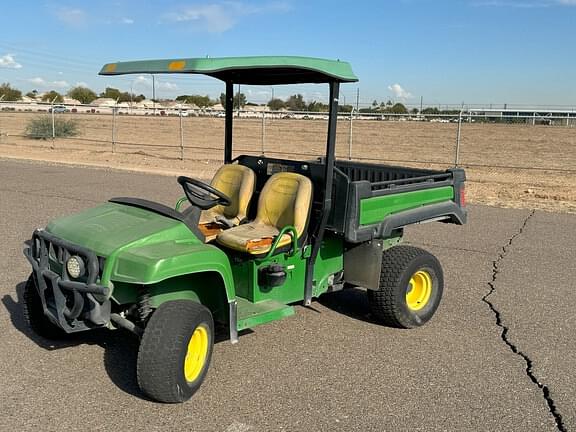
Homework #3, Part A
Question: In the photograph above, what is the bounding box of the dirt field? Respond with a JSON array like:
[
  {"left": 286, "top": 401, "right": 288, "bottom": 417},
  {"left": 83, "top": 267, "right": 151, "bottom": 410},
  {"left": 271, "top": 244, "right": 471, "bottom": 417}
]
[{"left": 1, "top": 111, "right": 574, "bottom": 212}]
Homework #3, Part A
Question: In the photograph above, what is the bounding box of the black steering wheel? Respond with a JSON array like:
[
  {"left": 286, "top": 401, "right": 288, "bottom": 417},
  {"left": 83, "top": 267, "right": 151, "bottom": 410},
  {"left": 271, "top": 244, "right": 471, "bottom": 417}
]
[{"left": 177, "top": 176, "right": 231, "bottom": 210}]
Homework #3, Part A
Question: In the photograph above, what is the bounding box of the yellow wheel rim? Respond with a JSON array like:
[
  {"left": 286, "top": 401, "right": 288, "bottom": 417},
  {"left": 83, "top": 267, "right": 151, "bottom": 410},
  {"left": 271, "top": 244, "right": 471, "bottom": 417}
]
[
  {"left": 406, "top": 270, "right": 433, "bottom": 311},
  {"left": 184, "top": 325, "right": 209, "bottom": 383}
]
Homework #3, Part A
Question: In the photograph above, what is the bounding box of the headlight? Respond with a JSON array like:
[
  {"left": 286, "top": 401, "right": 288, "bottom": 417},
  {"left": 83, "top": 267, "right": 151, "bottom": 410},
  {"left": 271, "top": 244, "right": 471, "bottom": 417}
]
[{"left": 66, "top": 256, "right": 85, "bottom": 279}]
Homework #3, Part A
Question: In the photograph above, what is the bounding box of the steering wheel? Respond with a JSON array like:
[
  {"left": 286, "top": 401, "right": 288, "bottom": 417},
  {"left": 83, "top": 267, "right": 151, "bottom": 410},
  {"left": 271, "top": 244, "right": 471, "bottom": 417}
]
[{"left": 177, "top": 176, "right": 231, "bottom": 210}]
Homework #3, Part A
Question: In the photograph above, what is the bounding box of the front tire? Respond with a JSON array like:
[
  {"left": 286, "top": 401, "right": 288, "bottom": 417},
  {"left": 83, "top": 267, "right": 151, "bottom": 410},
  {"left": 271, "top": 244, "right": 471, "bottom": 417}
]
[
  {"left": 23, "top": 274, "right": 67, "bottom": 339},
  {"left": 137, "top": 300, "right": 214, "bottom": 403},
  {"left": 368, "top": 246, "right": 443, "bottom": 328}
]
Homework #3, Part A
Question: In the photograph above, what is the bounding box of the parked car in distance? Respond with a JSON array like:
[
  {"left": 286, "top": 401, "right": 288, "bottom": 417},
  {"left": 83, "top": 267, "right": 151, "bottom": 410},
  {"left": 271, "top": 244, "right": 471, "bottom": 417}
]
[{"left": 49, "top": 105, "right": 67, "bottom": 113}]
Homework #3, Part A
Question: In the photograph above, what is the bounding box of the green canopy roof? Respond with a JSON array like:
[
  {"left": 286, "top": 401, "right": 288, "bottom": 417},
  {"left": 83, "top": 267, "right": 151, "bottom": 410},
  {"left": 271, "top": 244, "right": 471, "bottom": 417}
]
[{"left": 99, "top": 56, "right": 358, "bottom": 85}]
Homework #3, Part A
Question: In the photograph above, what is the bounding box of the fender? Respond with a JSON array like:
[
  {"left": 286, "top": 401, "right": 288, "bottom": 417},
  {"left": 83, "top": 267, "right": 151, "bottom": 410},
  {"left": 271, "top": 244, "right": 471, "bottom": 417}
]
[
  {"left": 108, "top": 240, "right": 240, "bottom": 342},
  {"left": 109, "top": 240, "right": 235, "bottom": 300}
]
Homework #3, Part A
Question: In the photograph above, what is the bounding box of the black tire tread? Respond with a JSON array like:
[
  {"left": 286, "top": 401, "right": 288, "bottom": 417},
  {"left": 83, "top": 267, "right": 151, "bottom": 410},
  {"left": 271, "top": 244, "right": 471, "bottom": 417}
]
[
  {"left": 137, "top": 300, "right": 213, "bottom": 403},
  {"left": 368, "top": 245, "right": 437, "bottom": 328}
]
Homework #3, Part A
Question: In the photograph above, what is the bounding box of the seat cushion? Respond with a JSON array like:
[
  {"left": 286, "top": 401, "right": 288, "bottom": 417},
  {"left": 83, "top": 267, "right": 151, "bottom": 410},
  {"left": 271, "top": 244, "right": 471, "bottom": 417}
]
[
  {"left": 255, "top": 173, "right": 312, "bottom": 238},
  {"left": 216, "top": 172, "right": 312, "bottom": 255},
  {"left": 199, "top": 164, "right": 255, "bottom": 225},
  {"left": 216, "top": 222, "right": 292, "bottom": 254}
]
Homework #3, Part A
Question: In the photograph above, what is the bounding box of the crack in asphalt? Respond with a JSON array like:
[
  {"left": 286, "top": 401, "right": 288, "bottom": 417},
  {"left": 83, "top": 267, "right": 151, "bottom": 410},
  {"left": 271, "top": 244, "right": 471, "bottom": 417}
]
[{"left": 482, "top": 209, "right": 567, "bottom": 432}]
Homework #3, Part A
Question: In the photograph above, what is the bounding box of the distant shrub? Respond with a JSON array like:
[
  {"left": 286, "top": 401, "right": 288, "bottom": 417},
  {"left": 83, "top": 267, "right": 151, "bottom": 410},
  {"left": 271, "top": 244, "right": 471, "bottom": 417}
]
[{"left": 25, "top": 116, "right": 79, "bottom": 139}]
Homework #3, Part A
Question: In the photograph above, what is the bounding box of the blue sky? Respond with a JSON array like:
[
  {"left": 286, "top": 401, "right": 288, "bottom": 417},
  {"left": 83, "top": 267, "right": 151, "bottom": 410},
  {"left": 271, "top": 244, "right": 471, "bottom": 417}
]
[{"left": 0, "top": 0, "right": 575, "bottom": 107}]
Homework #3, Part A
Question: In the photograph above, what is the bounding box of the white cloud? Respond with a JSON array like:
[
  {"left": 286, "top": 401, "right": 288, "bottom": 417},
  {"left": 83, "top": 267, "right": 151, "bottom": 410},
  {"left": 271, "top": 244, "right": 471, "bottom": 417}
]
[
  {"left": 75, "top": 82, "right": 89, "bottom": 88},
  {"left": 27, "top": 77, "right": 70, "bottom": 89},
  {"left": 132, "top": 75, "right": 178, "bottom": 92},
  {"left": 29, "top": 77, "right": 46, "bottom": 86},
  {"left": 121, "top": 17, "right": 134, "bottom": 24},
  {"left": 54, "top": 7, "right": 87, "bottom": 27},
  {"left": 52, "top": 80, "right": 70, "bottom": 89},
  {"left": 388, "top": 83, "right": 413, "bottom": 100},
  {"left": 164, "top": 1, "right": 290, "bottom": 33},
  {"left": 159, "top": 82, "right": 178, "bottom": 91},
  {"left": 0, "top": 54, "right": 22, "bottom": 69}
]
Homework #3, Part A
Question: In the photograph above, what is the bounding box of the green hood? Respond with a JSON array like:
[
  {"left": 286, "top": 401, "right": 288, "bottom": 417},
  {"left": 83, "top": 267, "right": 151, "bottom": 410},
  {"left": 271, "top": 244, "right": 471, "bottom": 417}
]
[{"left": 46, "top": 202, "right": 200, "bottom": 256}]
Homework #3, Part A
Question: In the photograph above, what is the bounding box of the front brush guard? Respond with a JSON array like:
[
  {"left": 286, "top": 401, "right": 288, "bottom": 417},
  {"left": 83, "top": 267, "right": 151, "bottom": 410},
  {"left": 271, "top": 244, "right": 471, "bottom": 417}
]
[{"left": 24, "top": 230, "right": 111, "bottom": 333}]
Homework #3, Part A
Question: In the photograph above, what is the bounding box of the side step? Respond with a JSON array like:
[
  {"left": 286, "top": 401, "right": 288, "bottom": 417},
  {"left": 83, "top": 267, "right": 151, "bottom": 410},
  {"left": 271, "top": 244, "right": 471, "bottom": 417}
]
[{"left": 236, "top": 297, "right": 295, "bottom": 331}]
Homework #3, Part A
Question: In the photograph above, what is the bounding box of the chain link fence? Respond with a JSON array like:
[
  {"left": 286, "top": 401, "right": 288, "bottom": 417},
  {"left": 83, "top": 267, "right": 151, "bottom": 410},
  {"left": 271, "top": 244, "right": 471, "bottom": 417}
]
[{"left": 1, "top": 102, "right": 575, "bottom": 211}]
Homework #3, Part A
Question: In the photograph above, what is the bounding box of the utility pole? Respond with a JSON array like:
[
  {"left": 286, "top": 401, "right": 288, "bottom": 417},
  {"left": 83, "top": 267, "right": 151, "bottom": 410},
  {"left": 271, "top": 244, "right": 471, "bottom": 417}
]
[
  {"left": 152, "top": 74, "right": 156, "bottom": 115},
  {"left": 420, "top": 96, "right": 423, "bottom": 113},
  {"left": 237, "top": 84, "right": 241, "bottom": 117},
  {"left": 0, "top": 95, "right": 4, "bottom": 143},
  {"left": 355, "top": 87, "right": 359, "bottom": 114},
  {"left": 51, "top": 95, "right": 58, "bottom": 148}
]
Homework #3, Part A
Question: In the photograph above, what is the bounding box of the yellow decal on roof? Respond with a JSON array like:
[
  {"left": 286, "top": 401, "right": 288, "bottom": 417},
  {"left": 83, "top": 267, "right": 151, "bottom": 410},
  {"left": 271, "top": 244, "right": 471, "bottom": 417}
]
[
  {"left": 104, "top": 63, "right": 117, "bottom": 73},
  {"left": 169, "top": 60, "right": 186, "bottom": 71}
]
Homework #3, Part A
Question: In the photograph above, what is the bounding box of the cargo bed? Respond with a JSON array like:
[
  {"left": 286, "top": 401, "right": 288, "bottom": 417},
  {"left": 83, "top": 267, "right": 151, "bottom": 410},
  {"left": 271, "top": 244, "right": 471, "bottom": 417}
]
[{"left": 237, "top": 155, "right": 467, "bottom": 243}]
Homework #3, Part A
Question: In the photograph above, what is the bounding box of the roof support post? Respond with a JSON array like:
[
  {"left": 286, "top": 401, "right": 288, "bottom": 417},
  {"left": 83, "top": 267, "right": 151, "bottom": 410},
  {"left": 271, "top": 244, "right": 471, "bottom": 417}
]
[
  {"left": 303, "top": 81, "right": 340, "bottom": 305},
  {"left": 224, "top": 80, "right": 234, "bottom": 163}
]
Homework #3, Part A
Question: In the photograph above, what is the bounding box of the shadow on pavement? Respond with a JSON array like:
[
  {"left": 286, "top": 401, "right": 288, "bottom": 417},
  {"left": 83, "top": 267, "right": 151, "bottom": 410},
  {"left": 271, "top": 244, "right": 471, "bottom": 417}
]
[
  {"left": 2, "top": 280, "right": 242, "bottom": 402},
  {"left": 318, "top": 287, "right": 380, "bottom": 325},
  {"left": 2, "top": 280, "right": 149, "bottom": 401}
]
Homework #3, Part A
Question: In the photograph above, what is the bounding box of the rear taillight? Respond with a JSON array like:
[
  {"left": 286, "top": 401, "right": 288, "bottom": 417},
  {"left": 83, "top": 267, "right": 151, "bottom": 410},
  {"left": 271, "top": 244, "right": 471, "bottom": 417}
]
[{"left": 459, "top": 186, "right": 466, "bottom": 207}]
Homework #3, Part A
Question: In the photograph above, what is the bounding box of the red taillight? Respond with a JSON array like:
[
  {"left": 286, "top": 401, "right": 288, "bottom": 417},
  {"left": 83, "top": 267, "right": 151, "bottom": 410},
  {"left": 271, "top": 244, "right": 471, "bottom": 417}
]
[{"left": 459, "top": 186, "right": 466, "bottom": 207}]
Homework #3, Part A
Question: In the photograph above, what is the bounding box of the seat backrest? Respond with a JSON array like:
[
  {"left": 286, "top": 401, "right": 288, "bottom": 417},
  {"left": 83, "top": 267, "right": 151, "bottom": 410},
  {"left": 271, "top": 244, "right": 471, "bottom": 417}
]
[
  {"left": 209, "top": 164, "right": 255, "bottom": 221},
  {"left": 255, "top": 172, "right": 313, "bottom": 237}
]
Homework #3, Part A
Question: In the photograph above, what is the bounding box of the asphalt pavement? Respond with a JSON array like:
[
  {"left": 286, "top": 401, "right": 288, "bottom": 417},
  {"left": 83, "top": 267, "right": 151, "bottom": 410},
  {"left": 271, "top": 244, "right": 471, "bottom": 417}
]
[{"left": 0, "top": 158, "right": 574, "bottom": 432}]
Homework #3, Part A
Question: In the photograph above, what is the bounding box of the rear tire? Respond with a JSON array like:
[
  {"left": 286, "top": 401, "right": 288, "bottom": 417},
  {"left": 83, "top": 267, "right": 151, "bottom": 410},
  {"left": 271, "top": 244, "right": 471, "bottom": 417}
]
[
  {"left": 368, "top": 246, "right": 443, "bottom": 328},
  {"left": 137, "top": 300, "right": 214, "bottom": 403},
  {"left": 23, "top": 274, "right": 67, "bottom": 339}
]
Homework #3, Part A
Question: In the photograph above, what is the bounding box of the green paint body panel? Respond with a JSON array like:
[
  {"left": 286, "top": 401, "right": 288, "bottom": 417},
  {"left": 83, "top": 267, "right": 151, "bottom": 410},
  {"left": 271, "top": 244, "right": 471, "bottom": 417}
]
[
  {"left": 230, "top": 234, "right": 344, "bottom": 306},
  {"left": 236, "top": 298, "right": 295, "bottom": 331},
  {"left": 312, "top": 234, "right": 344, "bottom": 297},
  {"left": 46, "top": 202, "right": 235, "bottom": 302},
  {"left": 230, "top": 235, "right": 344, "bottom": 330},
  {"left": 231, "top": 252, "right": 307, "bottom": 305},
  {"left": 99, "top": 56, "right": 358, "bottom": 83},
  {"left": 359, "top": 187, "right": 455, "bottom": 226}
]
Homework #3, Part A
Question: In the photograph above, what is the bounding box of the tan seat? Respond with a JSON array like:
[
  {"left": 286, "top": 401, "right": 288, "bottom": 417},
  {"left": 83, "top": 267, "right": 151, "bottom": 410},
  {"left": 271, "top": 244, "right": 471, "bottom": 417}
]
[
  {"left": 216, "top": 172, "right": 312, "bottom": 255},
  {"left": 198, "top": 164, "right": 256, "bottom": 241}
]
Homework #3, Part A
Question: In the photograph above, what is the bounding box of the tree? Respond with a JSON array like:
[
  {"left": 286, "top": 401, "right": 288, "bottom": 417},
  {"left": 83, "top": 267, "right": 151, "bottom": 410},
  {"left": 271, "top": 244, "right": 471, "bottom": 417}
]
[
  {"left": 42, "top": 90, "right": 63, "bottom": 103},
  {"left": 307, "top": 100, "right": 328, "bottom": 112},
  {"left": 68, "top": 86, "right": 97, "bottom": 104},
  {"left": 99, "top": 87, "right": 144, "bottom": 103},
  {"left": 176, "top": 94, "right": 213, "bottom": 108},
  {"left": 219, "top": 92, "right": 247, "bottom": 109},
  {"left": 0, "top": 83, "right": 22, "bottom": 101},
  {"left": 285, "top": 94, "right": 306, "bottom": 111},
  {"left": 389, "top": 103, "right": 408, "bottom": 114},
  {"left": 100, "top": 87, "right": 122, "bottom": 100},
  {"left": 411, "top": 108, "right": 419, "bottom": 114},
  {"left": 267, "top": 98, "right": 286, "bottom": 111},
  {"left": 339, "top": 104, "right": 353, "bottom": 113},
  {"left": 235, "top": 92, "right": 246, "bottom": 109},
  {"left": 26, "top": 91, "right": 38, "bottom": 99},
  {"left": 422, "top": 107, "right": 440, "bottom": 115}
]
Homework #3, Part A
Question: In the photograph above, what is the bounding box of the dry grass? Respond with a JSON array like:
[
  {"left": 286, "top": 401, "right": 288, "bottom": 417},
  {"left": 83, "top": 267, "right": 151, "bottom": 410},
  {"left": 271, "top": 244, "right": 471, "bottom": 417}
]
[{"left": 1, "top": 112, "right": 574, "bottom": 213}]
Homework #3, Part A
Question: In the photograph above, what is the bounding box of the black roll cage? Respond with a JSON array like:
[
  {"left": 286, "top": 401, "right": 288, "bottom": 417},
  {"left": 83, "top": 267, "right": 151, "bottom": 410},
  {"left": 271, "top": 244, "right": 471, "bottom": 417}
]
[{"left": 223, "top": 80, "right": 341, "bottom": 305}]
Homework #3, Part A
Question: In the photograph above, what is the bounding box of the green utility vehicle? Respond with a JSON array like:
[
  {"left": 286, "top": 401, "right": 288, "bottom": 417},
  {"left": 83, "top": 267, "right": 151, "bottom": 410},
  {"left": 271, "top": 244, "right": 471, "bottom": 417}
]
[{"left": 23, "top": 56, "right": 467, "bottom": 403}]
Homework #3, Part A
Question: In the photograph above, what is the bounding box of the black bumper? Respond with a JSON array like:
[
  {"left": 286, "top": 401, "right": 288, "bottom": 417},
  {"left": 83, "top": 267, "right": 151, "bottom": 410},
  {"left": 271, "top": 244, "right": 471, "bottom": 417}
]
[{"left": 24, "top": 230, "right": 111, "bottom": 333}]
